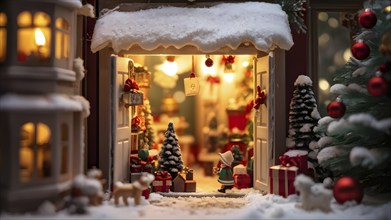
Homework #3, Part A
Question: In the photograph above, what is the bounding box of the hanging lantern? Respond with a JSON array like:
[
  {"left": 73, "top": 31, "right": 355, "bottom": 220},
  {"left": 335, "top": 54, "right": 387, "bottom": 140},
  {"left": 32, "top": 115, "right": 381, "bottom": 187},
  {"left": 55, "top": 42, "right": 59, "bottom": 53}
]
[{"left": 122, "top": 60, "right": 144, "bottom": 108}]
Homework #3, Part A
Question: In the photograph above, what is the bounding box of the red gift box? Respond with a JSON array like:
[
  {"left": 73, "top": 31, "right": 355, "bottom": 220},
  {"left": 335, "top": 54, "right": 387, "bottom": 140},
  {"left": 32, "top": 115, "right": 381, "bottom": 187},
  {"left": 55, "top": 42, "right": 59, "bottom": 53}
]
[
  {"left": 269, "top": 165, "right": 298, "bottom": 197},
  {"left": 233, "top": 173, "right": 251, "bottom": 189},
  {"left": 152, "top": 171, "right": 172, "bottom": 192},
  {"left": 142, "top": 188, "right": 150, "bottom": 199},
  {"left": 281, "top": 150, "right": 308, "bottom": 174}
]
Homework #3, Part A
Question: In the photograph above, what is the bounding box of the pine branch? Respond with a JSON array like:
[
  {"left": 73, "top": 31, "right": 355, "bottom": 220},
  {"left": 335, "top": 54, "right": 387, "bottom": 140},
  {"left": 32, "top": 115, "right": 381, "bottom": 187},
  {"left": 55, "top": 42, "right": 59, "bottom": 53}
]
[{"left": 275, "top": 0, "right": 307, "bottom": 34}]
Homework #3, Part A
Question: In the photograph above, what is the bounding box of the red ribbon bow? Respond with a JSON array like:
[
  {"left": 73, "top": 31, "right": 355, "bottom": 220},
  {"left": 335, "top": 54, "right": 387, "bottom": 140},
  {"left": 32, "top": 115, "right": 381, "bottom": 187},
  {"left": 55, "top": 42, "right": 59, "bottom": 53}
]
[
  {"left": 254, "top": 85, "right": 266, "bottom": 110},
  {"left": 206, "top": 76, "right": 221, "bottom": 84},
  {"left": 124, "top": 78, "right": 139, "bottom": 92},
  {"left": 156, "top": 171, "right": 171, "bottom": 181},
  {"left": 279, "top": 155, "right": 299, "bottom": 167}
]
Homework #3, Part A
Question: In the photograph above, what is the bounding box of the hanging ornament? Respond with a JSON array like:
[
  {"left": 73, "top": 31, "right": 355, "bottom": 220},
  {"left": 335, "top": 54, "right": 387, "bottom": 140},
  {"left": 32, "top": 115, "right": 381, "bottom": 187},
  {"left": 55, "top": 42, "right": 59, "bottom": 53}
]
[
  {"left": 358, "top": 9, "right": 377, "bottom": 29},
  {"left": 205, "top": 55, "right": 214, "bottom": 67},
  {"left": 132, "top": 116, "right": 141, "bottom": 126},
  {"left": 166, "top": 56, "right": 175, "bottom": 62},
  {"left": 379, "top": 30, "right": 391, "bottom": 55},
  {"left": 253, "top": 85, "right": 267, "bottom": 110},
  {"left": 183, "top": 55, "right": 200, "bottom": 96},
  {"left": 368, "top": 72, "right": 389, "bottom": 96},
  {"left": 352, "top": 40, "right": 370, "bottom": 60},
  {"left": 327, "top": 97, "right": 346, "bottom": 118},
  {"left": 333, "top": 176, "right": 363, "bottom": 204},
  {"left": 227, "top": 55, "right": 235, "bottom": 64},
  {"left": 379, "top": 63, "right": 388, "bottom": 73}
]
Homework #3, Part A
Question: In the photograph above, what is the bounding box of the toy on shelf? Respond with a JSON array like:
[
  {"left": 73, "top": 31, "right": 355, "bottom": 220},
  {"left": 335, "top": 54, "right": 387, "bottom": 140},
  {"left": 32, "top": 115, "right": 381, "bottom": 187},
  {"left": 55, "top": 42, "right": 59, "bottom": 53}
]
[
  {"left": 294, "top": 174, "right": 332, "bottom": 212},
  {"left": 152, "top": 171, "right": 172, "bottom": 193},
  {"left": 215, "top": 151, "right": 234, "bottom": 193},
  {"left": 113, "top": 173, "right": 155, "bottom": 206}
]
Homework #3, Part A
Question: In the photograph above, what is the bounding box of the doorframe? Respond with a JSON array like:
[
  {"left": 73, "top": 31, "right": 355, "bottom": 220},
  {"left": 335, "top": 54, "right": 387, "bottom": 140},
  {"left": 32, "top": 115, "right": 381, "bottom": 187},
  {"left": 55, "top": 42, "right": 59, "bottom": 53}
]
[{"left": 98, "top": 46, "right": 285, "bottom": 190}]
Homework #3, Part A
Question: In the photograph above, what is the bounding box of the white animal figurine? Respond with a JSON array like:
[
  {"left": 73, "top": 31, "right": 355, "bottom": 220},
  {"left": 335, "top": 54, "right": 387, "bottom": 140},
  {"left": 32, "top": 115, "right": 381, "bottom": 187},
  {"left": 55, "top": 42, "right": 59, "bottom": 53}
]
[
  {"left": 113, "top": 173, "right": 155, "bottom": 206},
  {"left": 294, "top": 174, "right": 333, "bottom": 212}
]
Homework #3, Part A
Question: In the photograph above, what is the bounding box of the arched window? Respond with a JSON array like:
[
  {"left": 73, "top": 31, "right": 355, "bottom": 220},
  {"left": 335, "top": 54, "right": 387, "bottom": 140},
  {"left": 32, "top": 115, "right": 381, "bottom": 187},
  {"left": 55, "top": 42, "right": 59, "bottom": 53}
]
[
  {"left": 17, "top": 11, "right": 51, "bottom": 64},
  {"left": 55, "top": 17, "right": 69, "bottom": 60},
  {"left": 19, "top": 122, "right": 51, "bottom": 182},
  {"left": 60, "top": 123, "right": 68, "bottom": 174},
  {"left": 0, "top": 12, "right": 6, "bottom": 62}
]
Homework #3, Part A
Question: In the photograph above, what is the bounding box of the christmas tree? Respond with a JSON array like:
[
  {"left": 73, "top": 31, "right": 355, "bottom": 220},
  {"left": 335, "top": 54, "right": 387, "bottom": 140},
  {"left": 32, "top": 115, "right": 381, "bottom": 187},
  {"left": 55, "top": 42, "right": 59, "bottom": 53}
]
[
  {"left": 142, "top": 99, "right": 155, "bottom": 149},
  {"left": 231, "top": 145, "right": 244, "bottom": 168},
  {"left": 158, "top": 122, "right": 184, "bottom": 179},
  {"left": 317, "top": 1, "right": 391, "bottom": 193},
  {"left": 286, "top": 75, "right": 321, "bottom": 166}
]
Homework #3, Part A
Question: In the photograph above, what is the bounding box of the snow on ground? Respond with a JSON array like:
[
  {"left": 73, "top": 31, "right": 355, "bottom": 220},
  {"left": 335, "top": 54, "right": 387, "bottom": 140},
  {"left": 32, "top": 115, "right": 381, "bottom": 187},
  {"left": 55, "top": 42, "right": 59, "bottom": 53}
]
[{"left": 3, "top": 192, "right": 390, "bottom": 219}]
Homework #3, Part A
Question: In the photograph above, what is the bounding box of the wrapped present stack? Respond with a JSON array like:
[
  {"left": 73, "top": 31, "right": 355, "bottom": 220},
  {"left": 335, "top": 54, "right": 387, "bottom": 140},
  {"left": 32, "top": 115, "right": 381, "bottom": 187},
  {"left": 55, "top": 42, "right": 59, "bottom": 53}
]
[
  {"left": 233, "top": 164, "right": 251, "bottom": 189},
  {"left": 130, "top": 149, "right": 156, "bottom": 182},
  {"left": 152, "top": 171, "right": 172, "bottom": 193},
  {"left": 172, "top": 167, "right": 196, "bottom": 192},
  {"left": 269, "top": 151, "right": 307, "bottom": 197}
]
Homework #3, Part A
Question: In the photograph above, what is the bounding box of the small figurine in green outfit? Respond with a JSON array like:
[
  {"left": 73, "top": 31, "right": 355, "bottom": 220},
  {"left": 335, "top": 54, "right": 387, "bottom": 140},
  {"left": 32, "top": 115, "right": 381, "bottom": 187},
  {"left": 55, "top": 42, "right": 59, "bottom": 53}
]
[{"left": 215, "top": 151, "right": 234, "bottom": 193}]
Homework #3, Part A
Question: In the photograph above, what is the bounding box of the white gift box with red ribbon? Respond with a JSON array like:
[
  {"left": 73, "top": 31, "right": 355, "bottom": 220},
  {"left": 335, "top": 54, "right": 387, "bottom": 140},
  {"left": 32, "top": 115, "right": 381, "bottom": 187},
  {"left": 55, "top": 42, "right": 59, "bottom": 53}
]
[{"left": 269, "top": 165, "right": 298, "bottom": 197}]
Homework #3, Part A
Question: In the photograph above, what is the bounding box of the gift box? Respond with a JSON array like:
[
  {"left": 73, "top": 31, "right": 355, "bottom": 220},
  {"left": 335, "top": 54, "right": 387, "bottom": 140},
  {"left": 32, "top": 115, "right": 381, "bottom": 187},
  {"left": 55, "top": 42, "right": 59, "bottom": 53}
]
[
  {"left": 182, "top": 167, "right": 194, "bottom": 180},
  {"left": 142, "top": 188, "right": 150, "bottom": 199},
  {"left": 269, "top": 165, "right": 298, "bottom": 197},
  {"left": 152, "top": 171, "right": 172, "bottom": 192},
  {"left": 185, "top": 180, "right": 196, "bottom": 192},
  {"left": 233, "top": 164, "right": 251, "bottom": 189},
  {"left": 281, "top": 150, "right": 308, "bottom": 174},
  {"left": 122, "top": 91, "right": 143, "bottom": 106}
]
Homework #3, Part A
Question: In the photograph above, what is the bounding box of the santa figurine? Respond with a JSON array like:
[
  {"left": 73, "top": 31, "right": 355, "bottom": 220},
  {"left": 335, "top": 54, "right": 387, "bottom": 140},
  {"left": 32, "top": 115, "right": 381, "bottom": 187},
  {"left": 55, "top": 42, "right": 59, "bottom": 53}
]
[{"left": 214, "top": 151, "right": 235, "bottom": 193}]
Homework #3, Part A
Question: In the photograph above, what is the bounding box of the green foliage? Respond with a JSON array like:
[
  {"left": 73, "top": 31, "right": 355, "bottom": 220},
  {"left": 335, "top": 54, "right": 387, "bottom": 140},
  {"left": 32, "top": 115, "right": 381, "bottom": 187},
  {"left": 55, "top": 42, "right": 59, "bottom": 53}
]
[
  {"left": 318, "top": 1, "right": 391, "bottom": 193},
  {"left": 275, "top": 0, "right": 307, "bottom": 33}
]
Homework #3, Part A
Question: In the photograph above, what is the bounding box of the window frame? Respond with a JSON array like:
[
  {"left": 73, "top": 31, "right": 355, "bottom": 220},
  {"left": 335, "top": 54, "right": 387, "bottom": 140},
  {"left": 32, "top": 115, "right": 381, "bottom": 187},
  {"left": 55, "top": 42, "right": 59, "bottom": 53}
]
[{"left": 307, "top": 0, "right": 364, "bottom": 99}]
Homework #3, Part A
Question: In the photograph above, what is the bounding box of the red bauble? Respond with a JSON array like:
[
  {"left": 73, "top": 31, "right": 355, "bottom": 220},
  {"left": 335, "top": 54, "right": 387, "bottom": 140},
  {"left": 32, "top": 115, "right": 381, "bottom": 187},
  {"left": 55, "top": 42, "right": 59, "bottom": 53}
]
[
  {"left": 132, "top": 116, "right": 141, "bottom": 126},
  {"left": 227, "top": 55, "right": 235, "bottom": 64},
  {"left": 327, "top": 100, "right": 346, "bottom": 118},
  {"left": 205, "top": 57, "right": 214, "bottom": 67},
  {"left": 166, "top": 56, "right": 175, "bottom": 62},
  {"left": 379, "top": 64, "right": 388, "bottom": 73},
  {"left": 359, "top": 9, "right": 377, "bottom": 29},
  {"left": 352, "top": 41, "right": 370, "bottom": 60},
  {"left": 333, "top": 176, "right": 363, "bottom": 204},
  {"left": 368, "top": 76, "right": 388, "bottom": 96}
]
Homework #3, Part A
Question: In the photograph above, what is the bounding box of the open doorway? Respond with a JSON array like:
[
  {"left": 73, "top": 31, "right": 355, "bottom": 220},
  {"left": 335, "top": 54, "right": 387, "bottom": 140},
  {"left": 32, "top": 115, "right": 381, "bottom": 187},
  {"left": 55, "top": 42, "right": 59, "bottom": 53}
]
[{"left": 119, "top": 54, "right": 255, "bottom": 192}]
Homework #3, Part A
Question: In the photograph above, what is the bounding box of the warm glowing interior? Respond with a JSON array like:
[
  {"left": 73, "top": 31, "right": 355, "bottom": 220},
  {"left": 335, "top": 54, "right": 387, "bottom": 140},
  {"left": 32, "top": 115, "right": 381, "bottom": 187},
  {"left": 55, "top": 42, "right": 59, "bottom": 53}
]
[
  {"left": 0, "top": 12, "right": 6, "bottom": 62},
  {"left": 127, "top": 55, "right": 254, "bottom": 191},
  {"left": 19, "top": 122, "right": 51, "bottom": 182},
  {"left": 55, "top": 17, "right": 70, "bottom": 60},
  {"left": 17, "top": 11, "right": 51, "bottom": 63}
]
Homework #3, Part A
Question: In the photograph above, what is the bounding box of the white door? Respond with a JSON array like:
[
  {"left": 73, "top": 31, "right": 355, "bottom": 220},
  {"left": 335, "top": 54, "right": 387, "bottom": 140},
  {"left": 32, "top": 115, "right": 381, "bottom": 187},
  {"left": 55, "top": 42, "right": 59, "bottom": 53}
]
[
  {"left": 110, "top": 55, "right": 132, "bottom": 185},
  {"left": 253, "top": 54, "right": 273, "bottom": 192}
]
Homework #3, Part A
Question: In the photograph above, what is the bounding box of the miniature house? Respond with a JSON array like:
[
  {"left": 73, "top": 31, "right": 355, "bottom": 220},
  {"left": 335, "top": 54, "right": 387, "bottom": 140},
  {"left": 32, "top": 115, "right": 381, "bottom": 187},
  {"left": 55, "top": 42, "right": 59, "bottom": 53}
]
[
  {"left": 91, "top": 2, "right": 292, "bottom": 192},
  {"left": 0, "top": 0, "right": 89, "bottom": 213}
]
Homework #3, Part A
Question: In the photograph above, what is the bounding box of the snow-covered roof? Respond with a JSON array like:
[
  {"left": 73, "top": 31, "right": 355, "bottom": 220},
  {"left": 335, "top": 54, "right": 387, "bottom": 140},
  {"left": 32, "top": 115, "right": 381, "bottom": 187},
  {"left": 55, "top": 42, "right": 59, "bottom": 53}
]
[
  {"left": 0, "top": 94, "right": 89, "bottom": 116},
  {"left": 91, "top": 2, "right": 293, "bottom": 53}
]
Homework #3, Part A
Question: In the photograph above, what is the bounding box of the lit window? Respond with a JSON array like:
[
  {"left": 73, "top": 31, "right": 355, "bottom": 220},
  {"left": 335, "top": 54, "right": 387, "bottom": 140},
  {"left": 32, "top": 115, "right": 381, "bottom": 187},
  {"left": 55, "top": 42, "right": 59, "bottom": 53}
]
[
  {"left": 17, "top": 11, "right": 51, "bottom": 64},
  {"left": 19, "top": 122, "right": 52, "bottom": 183},
  {"left": 55, "top": 17, "right": 69, "bottom": 60},
  {"left": 60, "top": 123, "right": 68, "bottom": 174},
  {"left": 0, "top": 12, "right": 6, "bottom": 62}
]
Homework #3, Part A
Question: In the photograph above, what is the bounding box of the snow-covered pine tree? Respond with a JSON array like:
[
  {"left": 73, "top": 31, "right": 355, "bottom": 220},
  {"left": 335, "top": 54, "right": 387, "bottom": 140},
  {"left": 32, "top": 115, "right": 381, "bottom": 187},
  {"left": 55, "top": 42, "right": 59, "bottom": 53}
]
[
  {"left": 231, "top": 145, "right": 244, "bottom": 168},
  {"left": 316, "top": 1, "right": 391, "bottom": 193},
  {"left": 158, "top": 122, "right": 184, "bottom": 179},
  {"left": 142, "top": 99, "right": 155, "bottom": 149},
  {"left": 286, "top": 75, "right": 321, "bottom": 166}
]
